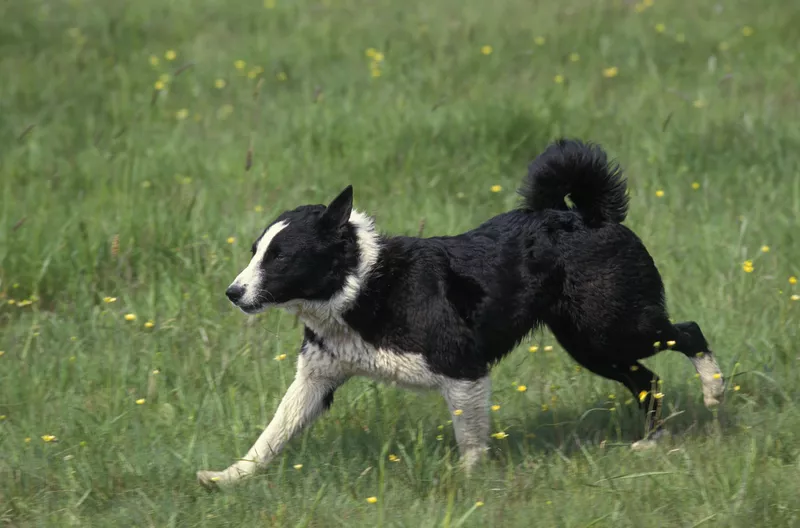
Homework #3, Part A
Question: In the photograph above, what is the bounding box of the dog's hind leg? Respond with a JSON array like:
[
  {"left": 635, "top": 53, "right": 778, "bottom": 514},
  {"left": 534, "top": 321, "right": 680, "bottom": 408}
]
[
  {"left": 197, "top": 355, "right": 347, "bottom": 489},
  {"left": 441, "top": 375, "right": 491, "bottom": 473},
  {"left": 571, "top": 358, "right": 664, "bottom": 442},
  {"left": 663, "top": 321, "right": 724, "bottom": 408}
]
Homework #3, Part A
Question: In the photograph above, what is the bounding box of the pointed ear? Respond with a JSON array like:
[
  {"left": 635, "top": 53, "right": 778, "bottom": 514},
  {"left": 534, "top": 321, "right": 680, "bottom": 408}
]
[{"left": 320, "top": 185, "right": 353, "bottom": 230}]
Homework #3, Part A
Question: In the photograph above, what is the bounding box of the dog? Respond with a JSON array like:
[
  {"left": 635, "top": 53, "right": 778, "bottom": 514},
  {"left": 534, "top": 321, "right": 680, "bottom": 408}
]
[{"left": 196, "top": 139, "right": 724, "bottom": 489}]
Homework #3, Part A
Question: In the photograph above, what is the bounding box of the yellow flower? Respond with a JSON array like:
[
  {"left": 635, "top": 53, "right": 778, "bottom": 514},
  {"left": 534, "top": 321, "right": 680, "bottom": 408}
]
[
  {"left": 0, "top": 415, "right": 5, "bottom": 420},
  {"left": 602, "top": 66, "right": 619, "bottom": 78},
  {"left": 144, "top": 320, "right": 155, "bottom": 329},
  {"left": 790, "top": 294, "right": 800, "bottom": 301},
  {"left": 675, "top": 33, "right": 686, "bottom": 43},
  {"left": 226, "top": 236, "right": 236, "bottom": 244},
  {"left": 152, "top": 369, "right": 160, "bottom": 374},
  {"left": 149, "top": 55, "right": 160, "bottom": 66},
  {"left": 234, "top": 59, "right": 246, "bottom": 70},
  {"left": 475, "top": 501, "right": 485, "bottom": 507},
  {"left": 25, "top": 437, "right": 31, "bottom": 444},
  {"left": 275, "top": 354, "right": 287, "bottom": 361},
  {"left": 124, "top": 313, "right": 137, "bottom": 321},
  {"left": 528, "top": 345, "right": 538, "bottom": 353},
  {"left": 165, "top": 49, "right": 177, "bottom": 61},
  {"left": 553, "top": 74, "right": 564, "bottom": 84},
  {"left": 490, "top": 184, "right": 502, "bottom": 193},
  {"left": 293, "top": 464, "right": 303, "bottom": 470},
  {"left": 653, "top": 392, "right": 664, "bottom": 399},
  {"left": 741, "top": 26, "right": 754, "bottom": 37},
  {"left": 569, "top": 52, "right": 580, "bottom": 62},
  {"left": 534, "top": 36, "right": 546, "bottom": 46},
  {"left": 517, "top": 385, "right": 527, "bottom": 392},
  {"left": 608, "top": 393, "right": 616, "bottom": 400},
  {"left": 543, "top": 345, "right": 553, "bottom": 352},
  {"left": 491, "top": 404, "right": 501, "bottom": 412},
  {"left": 789, "top": 276, "right": 797, "bottom": 285},
  {"left": 373, "top": 52, "right": 384, "bottom": 62},
  {"left": 630, "top": 365, "right": 639, "bottom": 371},
  {"left": 175, "top": 108, "right": 189, "bottom": 120},
  {"left": 0, "top": 351, "right": 4, "bottom": 357},
  {"left": 215, "top": 78, "right": 226, "bottom": 89},
  {"left": 491, "top": 431, "right": 508, "bottom": 439},
  {"left": 453, "top": 409, "right": 463, "bottom": 416},
  {"left": 655, "top": 189, "right": 665, "bottom": 197},
  {"left": 742, "top": 260, "right": 754, "bottom": 273},
  {"left": 541, "top": 404, "right": 548, "bottom": 411},
  {"left": 277, "top": 71, "right": 288, "bottom": 82},
  {"left": 761, "top": 245, "right": 770, "bottom": 253},
  {"left": 712, "top": 373, "right": 722, "bottom": 379},
  {"left": 136, "top": 398, "right": 146, "bottom": 405},
  {"left": 388, "top": 454, "right": 400, "bottom": 462},
  {"left": 366, "top": 497, "right": 378, "bottom": 504},
  {"left": 666, "top": 340, "right": 676, "bottom": 347},
  {"left": 41, "top": 434, "right": 58, "bottom": 443},
  {"left": 638, "top": 390, "right": 648, "bottom": 402},
  {"left": 481, "top": 45, "right": 493, "bottom": 55},
  {"left": 103, "top": 296, "right": 117, "bottom": 303},
  {"left": 8, "top": 299, "right": 15, "bottom": 305},
  {"left": 365, "top": 48, "right": 377, "bottom": 58},
  {"left": 734, "top": 385, "right": 741, "bottom": 391},
  {"left": 654, "top": 23, "right": 666, "bottom": 33},
  {"left": 254, "top": 205, "right": 263, "bottom": 212},
  {"left": 692, "top": 182, "right": 701, "bottom": 190}
]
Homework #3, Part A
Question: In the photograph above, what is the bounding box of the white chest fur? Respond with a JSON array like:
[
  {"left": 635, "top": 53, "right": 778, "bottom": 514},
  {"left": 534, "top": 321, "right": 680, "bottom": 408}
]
[{"left": 299, "top": 321, "right": 442, "bottom": 390}]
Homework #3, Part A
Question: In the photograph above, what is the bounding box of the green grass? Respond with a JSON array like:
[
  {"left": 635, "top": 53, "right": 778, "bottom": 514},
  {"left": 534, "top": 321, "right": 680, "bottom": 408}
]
[{"left": 2, "top": 0, "right": 800, "bottom": 525}]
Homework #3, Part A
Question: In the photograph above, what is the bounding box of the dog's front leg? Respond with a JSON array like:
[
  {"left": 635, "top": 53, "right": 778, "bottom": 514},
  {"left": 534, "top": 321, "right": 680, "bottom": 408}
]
[
  {"left": 197, "top": 356, "right": 345, "bottom": 489},
  {"left": 441, "top": 375, "right": 491, "bottom": 473}
]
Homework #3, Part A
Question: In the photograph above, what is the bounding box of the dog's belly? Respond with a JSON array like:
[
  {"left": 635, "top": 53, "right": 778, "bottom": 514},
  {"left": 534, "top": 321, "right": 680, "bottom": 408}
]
[{"left": 302, "top": 335, "right": 441, "bottom": 389}]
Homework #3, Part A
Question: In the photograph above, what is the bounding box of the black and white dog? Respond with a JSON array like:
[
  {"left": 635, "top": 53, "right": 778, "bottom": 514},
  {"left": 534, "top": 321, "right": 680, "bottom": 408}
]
[{"left": 197, "top": 139, "right": 724, "bottom": 488}]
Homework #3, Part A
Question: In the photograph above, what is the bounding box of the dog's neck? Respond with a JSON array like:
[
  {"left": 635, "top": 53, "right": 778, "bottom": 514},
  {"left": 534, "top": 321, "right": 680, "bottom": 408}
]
[{"left": 284, "top": 209, "right": 381, "bottom": 340}]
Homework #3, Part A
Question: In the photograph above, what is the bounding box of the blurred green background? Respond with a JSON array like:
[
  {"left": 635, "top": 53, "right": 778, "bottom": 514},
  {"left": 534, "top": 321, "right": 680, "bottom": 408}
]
[{"left": 1, "top": 0, "right": 799, "bottom": 525}]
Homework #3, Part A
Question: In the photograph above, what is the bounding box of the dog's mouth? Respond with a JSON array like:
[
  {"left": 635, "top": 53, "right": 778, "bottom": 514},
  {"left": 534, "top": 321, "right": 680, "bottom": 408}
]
[{"left": 236, "top": 302, "right": 269, "bottom": 315}]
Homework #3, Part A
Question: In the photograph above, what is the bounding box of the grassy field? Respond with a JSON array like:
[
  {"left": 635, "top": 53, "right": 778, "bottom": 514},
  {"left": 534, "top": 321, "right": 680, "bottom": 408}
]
[{"left": 2, "top": 0, "right": 800, "bottom": 525}]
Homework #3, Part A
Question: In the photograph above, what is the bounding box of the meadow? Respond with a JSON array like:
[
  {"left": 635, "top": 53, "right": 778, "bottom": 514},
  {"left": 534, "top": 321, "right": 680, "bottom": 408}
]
[{"left": 2, "top": 0, "right": 800, "bottom": 525}]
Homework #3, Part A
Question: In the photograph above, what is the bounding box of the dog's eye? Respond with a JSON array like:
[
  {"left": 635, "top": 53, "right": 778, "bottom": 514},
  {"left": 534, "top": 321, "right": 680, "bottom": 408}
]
[{"left": 265, "top": 245, "right": 283, "bottom": 261}]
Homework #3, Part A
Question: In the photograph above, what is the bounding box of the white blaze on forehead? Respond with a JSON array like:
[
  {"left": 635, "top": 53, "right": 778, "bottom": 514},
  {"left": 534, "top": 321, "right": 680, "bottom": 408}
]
[{"left": 233, "top": 220, "right": 289, "bottom": 304}]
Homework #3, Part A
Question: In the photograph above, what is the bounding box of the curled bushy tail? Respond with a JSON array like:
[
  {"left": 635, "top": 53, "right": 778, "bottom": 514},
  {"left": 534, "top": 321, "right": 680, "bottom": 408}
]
[{"left": 518, "top": 138, "right": 628, "bottom": 224}]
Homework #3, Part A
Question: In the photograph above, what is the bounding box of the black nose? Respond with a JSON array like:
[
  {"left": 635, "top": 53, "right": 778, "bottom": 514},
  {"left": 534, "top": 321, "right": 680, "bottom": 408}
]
[{"left": 226, "top": 285, "right": 245, "bottom": 303}]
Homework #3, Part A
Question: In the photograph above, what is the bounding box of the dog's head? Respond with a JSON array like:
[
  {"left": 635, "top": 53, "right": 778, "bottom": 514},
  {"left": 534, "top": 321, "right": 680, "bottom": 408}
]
[{"left": 226, "top": 186, "right": 366, "bottom": 314}]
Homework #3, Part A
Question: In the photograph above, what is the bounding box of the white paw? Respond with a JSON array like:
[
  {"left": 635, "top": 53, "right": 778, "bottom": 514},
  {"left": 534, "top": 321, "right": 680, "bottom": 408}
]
[
  {"left": 196, "top": 470, "right": 227, "bottom": 491},
  {"left": 704, "top": 393, "right": 722, "bottom": 408},
  {"left": 461, "top": 446, "right": 489, "bottom": 474},
  {"left": 631, "top": 438, "right": 659, "bottom": 451},
  {"left": 631, "top": 429, "right": 670, "bottom": 451}
]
